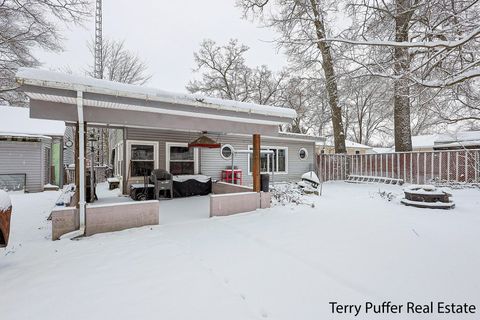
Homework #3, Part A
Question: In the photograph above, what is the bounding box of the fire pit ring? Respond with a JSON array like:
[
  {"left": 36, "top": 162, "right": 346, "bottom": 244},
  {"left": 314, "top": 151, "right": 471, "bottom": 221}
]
[{"left": 401, "top": 185, "right": 455, "bottom": 209}]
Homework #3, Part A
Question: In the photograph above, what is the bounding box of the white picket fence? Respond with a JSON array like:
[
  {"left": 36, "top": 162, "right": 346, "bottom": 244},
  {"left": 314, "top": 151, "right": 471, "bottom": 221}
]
[{"left": 317, "top": 149, "right": 480, "bottom": 185}]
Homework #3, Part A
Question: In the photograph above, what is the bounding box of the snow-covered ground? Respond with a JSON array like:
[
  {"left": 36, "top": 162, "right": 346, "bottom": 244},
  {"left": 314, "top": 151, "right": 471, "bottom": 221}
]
[{"left": 1, "top": 182, "right": 479, "bottom": 320}]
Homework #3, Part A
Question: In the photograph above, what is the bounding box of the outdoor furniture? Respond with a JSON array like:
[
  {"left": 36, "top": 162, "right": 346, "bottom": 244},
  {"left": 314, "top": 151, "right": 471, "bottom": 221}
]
[
  {"left": 107, "top": 177, "right": 120, "bottom": 190},
  {"left": 345, "top": 174, "right": 404, "bottom": 185},
  {"left": 129, "top": 183, "right": 155, "bottom": 201},
  {"left": 151, "top": 169, "right": 173, "bottom": 200},
  {"left": 130, "top": 174, "right": 212, "bottom": 200},
  {"left": 221, "top": 168, "right": 243, "bottom": 185},
  {"left": 173, "top": 175, "right": 212, "bottom": 198}
]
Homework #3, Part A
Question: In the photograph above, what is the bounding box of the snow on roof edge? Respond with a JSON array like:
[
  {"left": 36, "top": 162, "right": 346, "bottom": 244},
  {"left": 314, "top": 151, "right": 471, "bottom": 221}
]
[
  {"left": 16, "top": 68, "right": 297, "bottom": 121},
  {"left": 0, "top": 105, "right": 65, "bottom": 137},
  {"left": 317, "top": 139, "right": 372, "bottom": 149}
]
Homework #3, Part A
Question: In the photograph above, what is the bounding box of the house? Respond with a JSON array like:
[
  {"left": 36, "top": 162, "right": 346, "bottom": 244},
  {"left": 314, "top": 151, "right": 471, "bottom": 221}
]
[
  {"left": 110, "top": 129, "right": 320, "bottom": 192},
  {"left": 412, "top": 134, "right": 438, "bottom": 152},
  {"left": 0, "top": 106, "right": 66, "bottom": 192},
  {"left": 433, "top": 131, "right": 480, "bottom": 150},
  {"left": 316, "top": 139, "right": 372, "bottom": 155},
  {"left": 364, "top": 131, "right": 480, "bottom": 154},
  {"left": 15, "top": 68, "right": 324, "bottom": 238},
  {"left": 408, "top": 132, "right": 480, "bottom": 152}
]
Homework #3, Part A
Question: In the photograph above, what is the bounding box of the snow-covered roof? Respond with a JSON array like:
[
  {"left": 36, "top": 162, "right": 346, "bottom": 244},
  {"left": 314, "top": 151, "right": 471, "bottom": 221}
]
[
  {"left": 411, "top": 134, "right": 438, "bottom": 148},
  {"left": 16, "top": 68, "right": 297, "bottom": 121},
  {"left": 410, "top": 131, "right": 480, "bottom": 149},
  {"left": 435, "top": 131, "right": 480, "bottom": 144},
  {"left": 370, "top": 147, "right": 394, "bottom": 154},
  {"left": 317, "top": 139, "right": 372, "bottom": 149},
  {"left": 278, "top": 132, "right": 325, "bottom": 142},
  {"left": 0, "top": 106, "right": 65, "bottom": 137}
]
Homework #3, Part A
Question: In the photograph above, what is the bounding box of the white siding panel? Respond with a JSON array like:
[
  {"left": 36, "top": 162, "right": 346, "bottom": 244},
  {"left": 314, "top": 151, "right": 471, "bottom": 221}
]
[{"left": 0, "top": 141, "right": 44, "bottom": 192}]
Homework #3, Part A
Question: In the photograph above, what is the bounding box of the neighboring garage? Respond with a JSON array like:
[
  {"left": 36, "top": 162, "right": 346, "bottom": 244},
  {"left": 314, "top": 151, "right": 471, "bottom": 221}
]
[{"left": 0, "top": 106, "right": 66, "bottom": 192}]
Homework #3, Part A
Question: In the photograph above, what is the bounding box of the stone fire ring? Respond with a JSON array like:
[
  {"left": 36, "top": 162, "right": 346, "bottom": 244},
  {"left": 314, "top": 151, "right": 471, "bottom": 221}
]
[{"left": 401, "top": 185, "right": 455, "bottom": 209}]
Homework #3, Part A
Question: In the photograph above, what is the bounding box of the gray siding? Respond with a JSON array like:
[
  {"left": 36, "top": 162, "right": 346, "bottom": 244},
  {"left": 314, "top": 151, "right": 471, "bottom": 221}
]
[
  {"left": 126, "top": 128, "right": 315, "bottom": 185},
  {"left": 0, "top": 140, "right": 46, "bottom": 192}
]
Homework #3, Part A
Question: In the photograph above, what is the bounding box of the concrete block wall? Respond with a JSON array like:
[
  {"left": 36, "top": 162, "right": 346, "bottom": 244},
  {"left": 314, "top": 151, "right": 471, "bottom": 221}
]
[
  {"left": 51, "top": 207, "right": 79, "bottom": 240},
  {"left": 85, "top": 200, "right": 159, "bottom": 237},
  {"left": 210, "top": 191, "right": 271, "bottom": 217}
]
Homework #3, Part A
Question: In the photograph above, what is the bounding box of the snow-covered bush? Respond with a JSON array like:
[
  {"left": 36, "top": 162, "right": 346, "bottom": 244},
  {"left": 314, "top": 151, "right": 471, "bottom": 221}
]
[{"left": 270, "top": 182, "right": 316, "bottom": 207}]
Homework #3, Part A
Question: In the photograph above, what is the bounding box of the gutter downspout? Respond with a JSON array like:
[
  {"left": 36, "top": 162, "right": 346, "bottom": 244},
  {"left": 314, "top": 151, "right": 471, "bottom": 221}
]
[{"left": 77, "top": 91, "right": 86, "bottom": 229}]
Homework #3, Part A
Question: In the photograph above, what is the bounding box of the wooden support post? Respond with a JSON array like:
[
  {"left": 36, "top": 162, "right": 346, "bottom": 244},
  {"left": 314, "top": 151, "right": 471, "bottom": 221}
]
[{"left": 252, "top": 134, "right": 261, "bottom": 192}]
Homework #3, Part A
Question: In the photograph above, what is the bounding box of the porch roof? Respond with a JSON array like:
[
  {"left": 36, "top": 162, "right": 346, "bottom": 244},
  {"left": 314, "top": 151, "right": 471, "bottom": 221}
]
[{"left": 16, "top": 68, "right": 297, "bottom": 135}]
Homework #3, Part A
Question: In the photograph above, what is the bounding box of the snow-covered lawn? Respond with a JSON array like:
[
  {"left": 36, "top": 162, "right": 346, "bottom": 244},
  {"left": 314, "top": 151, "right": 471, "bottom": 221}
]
[{"left": 1, "top": 182, "right": 479, "bottom": 320}]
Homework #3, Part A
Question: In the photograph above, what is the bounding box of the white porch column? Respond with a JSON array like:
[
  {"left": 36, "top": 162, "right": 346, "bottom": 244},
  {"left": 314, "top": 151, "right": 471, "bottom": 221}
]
[{"left": 77, "top": 90, "right": 86, "bottom": 227}]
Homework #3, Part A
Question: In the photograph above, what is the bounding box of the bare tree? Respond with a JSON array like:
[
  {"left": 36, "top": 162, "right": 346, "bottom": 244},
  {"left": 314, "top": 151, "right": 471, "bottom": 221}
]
[
  {"left": 86, "top": 38, "right": 152, "bottom": 165},
  {"left": 237, "top": 0, "right": 347, "bottom": 153},
  {"left": 188, "top": 39, "right": 252, "bottom": 102},
  {"left": 430, "top": 81, "right": 480, "bottom": 125},
  {"left": 188, "top": 39, "right": 334, "bottom": 134},
  {"left": 325, "top": 0, "right": 480, "bottom": 150},
  {"left": 342, "top": 76, "right": 393, "bottom": 145},
  {"left": 187, "top": 39, "right": 287, "bottom": 106},
  {"left": 88, "top": 38, "right": 152, "bottom": 84},
  {"left": 279, "top": 76, "right": 331, "bottom": 134},
  {"left": 0, "top": 0, "right": 90, "bottom": 105}
]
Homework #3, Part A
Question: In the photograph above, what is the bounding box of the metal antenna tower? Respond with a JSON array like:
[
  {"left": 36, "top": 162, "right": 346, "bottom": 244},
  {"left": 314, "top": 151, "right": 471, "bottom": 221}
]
[
  {"left": 94, "top": 0, "right": 103, "bottom": 79},
  {"left": 93, "top": 0, "right": 105, "bottom": 165}
]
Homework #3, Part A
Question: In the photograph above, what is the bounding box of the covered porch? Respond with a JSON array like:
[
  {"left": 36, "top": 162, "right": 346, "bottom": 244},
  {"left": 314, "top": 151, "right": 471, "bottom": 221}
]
[{"left": 16, "top": 68, "right": 296, "bottom": 239}]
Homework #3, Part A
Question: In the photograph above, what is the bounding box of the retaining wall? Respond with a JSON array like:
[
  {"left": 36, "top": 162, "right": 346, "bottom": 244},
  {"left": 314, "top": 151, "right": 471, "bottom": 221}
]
[
  {"left": 212, "top": 181, "right": 253, "bottom": 194},
  {"left": 51, "top": 207, "right": 79, "bottom": 240},
  {"left": 85, "top": 200, "right": 159, "bottom": 236},
  {"left": 210, "top": 191, "right": 271, "bottom": 217}
]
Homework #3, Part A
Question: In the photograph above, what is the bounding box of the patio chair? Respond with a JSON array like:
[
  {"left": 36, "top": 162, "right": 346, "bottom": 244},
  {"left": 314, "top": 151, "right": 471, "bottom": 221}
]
[{"left": 150, "top": 169, "right": 173, "bottom": 200}]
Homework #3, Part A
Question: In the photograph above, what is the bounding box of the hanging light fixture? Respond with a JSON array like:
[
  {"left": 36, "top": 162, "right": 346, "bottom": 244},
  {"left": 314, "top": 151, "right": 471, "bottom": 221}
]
[{"left": 188, "top": 132, "right": 221, "bottom": 148}]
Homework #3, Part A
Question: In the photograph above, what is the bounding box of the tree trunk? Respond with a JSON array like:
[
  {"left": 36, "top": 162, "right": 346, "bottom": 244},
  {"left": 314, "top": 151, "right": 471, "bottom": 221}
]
[
  {"left": 310, "top": 0, "right": 346, "bottom": 153},
  {"left": 393, "top": 0, "right": 413, "bottom": 152}
]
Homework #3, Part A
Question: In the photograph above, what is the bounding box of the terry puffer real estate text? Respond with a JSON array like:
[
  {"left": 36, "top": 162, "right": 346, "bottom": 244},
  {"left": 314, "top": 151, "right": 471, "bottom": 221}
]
[{"left": 329, "top": 301, "right": 476, "bottom": 317}]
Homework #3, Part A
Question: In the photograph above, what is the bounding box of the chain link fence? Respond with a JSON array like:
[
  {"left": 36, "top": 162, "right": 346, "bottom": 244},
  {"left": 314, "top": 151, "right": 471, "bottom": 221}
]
[{"left": 317, "top": 149, "right": 480, "bottom": 184}]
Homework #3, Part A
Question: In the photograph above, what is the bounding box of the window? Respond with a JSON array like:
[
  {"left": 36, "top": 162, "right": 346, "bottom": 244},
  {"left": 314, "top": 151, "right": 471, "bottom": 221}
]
[
  {"left": 221, "top": 144, "right": 233, "bottom": 160},
  {"left": 299, "top": 148, "right": 308, "bottom": 160},
  {"left": 127, "top": 141, "right": 158, "bottom": 178},
  {"left": 355, "top": 150, "right": 360, "bottom": 155},
  {"left": 248, "top": 146, "right": 288, "bottom": 174},
  {"left": 167, "top": 142, "right": 198, "bottom": 175}
]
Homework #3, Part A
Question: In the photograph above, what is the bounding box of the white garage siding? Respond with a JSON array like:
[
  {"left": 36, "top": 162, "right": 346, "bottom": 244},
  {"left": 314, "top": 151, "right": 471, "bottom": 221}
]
[{"left": 0, "top": 140, "right": 47, "bottom": 192}]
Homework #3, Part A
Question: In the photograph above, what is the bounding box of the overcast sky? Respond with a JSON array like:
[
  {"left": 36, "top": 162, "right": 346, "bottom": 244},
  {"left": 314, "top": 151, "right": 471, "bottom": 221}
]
[{"left": 35, "top": 0, "right": 287, "bottom": 93}]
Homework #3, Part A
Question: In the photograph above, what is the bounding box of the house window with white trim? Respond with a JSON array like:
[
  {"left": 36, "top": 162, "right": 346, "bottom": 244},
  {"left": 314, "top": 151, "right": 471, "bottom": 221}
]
[
  {"left": 130, "top": 145, "right": 155, "bottom": 177},
  {"left": 167, "top": 143, "right": 197, "bottom": 175},
  {"left": 127, "top": 141, "right": 158, "bottom": 178},
  {"left": 248, "top": 146, "right": 288, "bottom": 174}
]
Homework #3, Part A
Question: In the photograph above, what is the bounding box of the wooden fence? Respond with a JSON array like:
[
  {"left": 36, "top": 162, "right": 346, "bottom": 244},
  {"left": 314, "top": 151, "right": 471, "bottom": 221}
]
[{"left": 317, "top": 149, "right": 480, "bottom": 184}]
